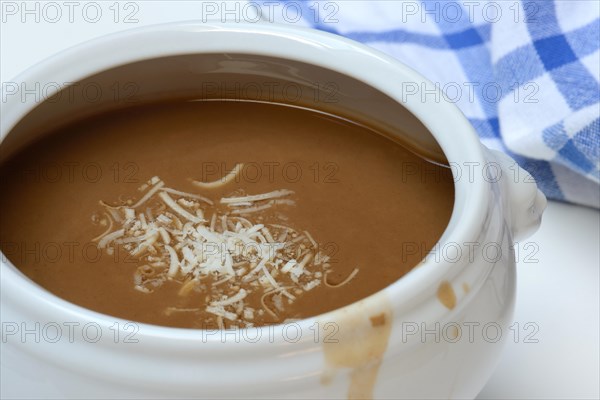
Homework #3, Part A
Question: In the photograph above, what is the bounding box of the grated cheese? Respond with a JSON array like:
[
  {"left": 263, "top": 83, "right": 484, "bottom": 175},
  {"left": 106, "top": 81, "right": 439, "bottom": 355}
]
[
  {"left": 192, "top": 163, "right": 244, "bottom": 190},
  {"left": 165, "top": 245, "right": 180, "bottom": 277},
  {"left": 93, "top": 177, "right": 357, "bottom": 328},
  {"left": 161, "top": 187, "right": 213, "bottom": 205},
  {"left": 158, "top": 192, "right": 204, "bottom": 224},
  {"left": 281, "top": 259, "right": 297, "bottom": 273},
  {"left": 304, "top": 230, "right": 317, "bottom": 248},
  {"left": 97, "top": 229, "right": 125, "bottom": 249},
  {"left": 324, "top": 268, "right": 359, "bottom": 288},
  {"left": 206, "top": 305, "right": 238, "bottom": 321},
  {"left": 210, "top": 288, "right": 247, "bottom": 306},
  {"left": 220, "top": 189, "right": 294, "bottom": 204},
  {"left": 131, "top": 180, "right": 165, "bottom": 208}
]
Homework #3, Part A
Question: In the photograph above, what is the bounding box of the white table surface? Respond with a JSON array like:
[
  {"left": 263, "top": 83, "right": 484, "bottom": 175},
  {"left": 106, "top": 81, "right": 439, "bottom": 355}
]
[{"left": 2, "top": 4, "right": 599, "bottom": 399}]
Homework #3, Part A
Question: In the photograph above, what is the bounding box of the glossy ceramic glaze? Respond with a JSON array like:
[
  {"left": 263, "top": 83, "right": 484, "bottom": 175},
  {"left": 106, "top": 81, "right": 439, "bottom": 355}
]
[{"left": 0, "top": 23, "right": 545, "bottom": 399}]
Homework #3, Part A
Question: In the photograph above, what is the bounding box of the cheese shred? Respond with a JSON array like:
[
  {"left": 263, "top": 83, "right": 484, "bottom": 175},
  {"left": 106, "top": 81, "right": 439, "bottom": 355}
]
[
  {"left": 191, "top": 163, "right": 244, "bottom": 189},
  {"left": 324, "top": 268, "right": 359, "bottom": 288}
]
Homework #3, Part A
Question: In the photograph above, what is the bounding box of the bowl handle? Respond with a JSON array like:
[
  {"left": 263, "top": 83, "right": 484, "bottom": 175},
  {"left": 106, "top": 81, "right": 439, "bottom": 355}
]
[{"left": 486, "top": 148, "right": 547, "bottom": 241}]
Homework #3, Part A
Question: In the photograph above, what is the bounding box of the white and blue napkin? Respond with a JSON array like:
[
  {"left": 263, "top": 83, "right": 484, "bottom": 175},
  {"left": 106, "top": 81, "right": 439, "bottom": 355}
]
[{"left": 259, "top": 0, "right": 600, "bottom": 207}]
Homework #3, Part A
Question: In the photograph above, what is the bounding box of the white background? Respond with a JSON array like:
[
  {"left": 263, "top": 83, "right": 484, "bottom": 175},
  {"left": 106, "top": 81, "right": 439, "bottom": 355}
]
[{"left": 1, "top": 1, "right": 599, "bottom": 399}]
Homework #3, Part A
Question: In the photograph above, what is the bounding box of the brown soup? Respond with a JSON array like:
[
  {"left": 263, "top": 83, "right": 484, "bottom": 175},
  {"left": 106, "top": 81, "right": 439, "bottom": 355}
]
[{"left": 0, "top": 100, "right": 454, "bottom": 329}]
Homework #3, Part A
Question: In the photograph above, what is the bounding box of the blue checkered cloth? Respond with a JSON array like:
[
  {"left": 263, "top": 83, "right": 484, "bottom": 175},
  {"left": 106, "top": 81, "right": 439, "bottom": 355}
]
[{"left": 261, "top": 0, "right": 600, "bottom": 207}]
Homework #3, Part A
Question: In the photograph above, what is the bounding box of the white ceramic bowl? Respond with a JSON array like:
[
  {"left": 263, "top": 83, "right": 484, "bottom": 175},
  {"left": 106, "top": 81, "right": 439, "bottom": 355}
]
[{"left": 0, "top": 22, "right": 546, "bottom": 399}]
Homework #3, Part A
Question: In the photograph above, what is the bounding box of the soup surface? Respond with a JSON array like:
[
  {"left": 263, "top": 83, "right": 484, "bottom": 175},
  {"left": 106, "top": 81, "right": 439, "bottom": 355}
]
[{"left": 0, "top": 100, "right": 454, "bottom": 328}]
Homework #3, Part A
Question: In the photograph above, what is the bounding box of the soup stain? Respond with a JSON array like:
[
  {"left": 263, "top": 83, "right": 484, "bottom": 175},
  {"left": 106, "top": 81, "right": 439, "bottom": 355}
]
[
  {"left": 437, "top": 280, "right": 457, "bottom": 310},
  {"left": 447, "top": 324, "right": 459, "bottom": 340},
  {"left": 462, "top": 282, "right": 470, "bottom": 294},
  {"left": 321, "top": 296, "right": 392, "bottom": 400}
]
